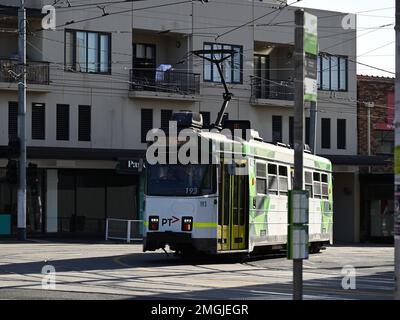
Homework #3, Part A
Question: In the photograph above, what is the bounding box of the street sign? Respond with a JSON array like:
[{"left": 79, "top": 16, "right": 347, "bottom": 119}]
[
  {"left": 288, "top": 225, "right": 309, "bottom": 260},
  {"left": 288, "top": 190, "right": 309, "bottom": 224},
  {"left": 304, "top": 12, "right": 318, "bottom": 103},
  {"left": 288, "top": 190, "right": 309, "bottom": 260}
]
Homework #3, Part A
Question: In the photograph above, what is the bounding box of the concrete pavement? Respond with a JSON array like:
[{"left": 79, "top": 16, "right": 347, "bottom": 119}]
[{"left": 0, "top": 241, "right": 394, "bottom": 300}]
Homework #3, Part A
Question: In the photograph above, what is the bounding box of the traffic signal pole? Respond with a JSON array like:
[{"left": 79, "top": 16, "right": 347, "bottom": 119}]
[{"left": 17, "top": 0, "right": 27, "bottom": 241}]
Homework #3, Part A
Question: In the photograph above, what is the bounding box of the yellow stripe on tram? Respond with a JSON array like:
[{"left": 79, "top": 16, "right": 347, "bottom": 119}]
[{"left": 193, "top": 222, "right": 218, "bottom": 228}]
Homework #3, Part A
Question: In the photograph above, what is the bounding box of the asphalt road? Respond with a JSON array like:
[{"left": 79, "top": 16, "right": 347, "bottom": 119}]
[{"left": 0, "top": 240, "right": 394, "bottom": 300}]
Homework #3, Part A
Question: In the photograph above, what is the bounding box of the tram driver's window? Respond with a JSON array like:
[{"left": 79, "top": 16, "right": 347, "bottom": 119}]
[
  {"left": 267, "top": 163, "right": 278, "bottom": 195},
  {"left": 256, "top": 162, "right": 267, "bottom": 194}
]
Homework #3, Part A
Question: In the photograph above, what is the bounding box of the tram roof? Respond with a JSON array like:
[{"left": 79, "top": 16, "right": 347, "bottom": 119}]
[{"left": 198, "top": 129, "right": 332, "bottom": 171}]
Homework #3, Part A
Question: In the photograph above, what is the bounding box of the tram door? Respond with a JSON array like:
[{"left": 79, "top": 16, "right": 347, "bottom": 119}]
[{"left": 218, "top": 164, "right": 248, "bottom": 251}]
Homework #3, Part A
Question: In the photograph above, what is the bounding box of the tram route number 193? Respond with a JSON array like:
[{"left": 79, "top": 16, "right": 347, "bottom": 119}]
[{"left": 186, "top": 188, "right": 198, "bottom": 195}]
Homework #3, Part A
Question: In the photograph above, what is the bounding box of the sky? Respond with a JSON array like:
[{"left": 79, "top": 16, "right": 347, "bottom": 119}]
[{"left": 293, "top": 0, "right": 395, "bottom": 77}]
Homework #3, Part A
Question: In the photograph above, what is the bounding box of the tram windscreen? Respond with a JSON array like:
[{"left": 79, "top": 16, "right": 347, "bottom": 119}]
[{"left": 147, "top": 164, "right": 215, "bottom": 196}]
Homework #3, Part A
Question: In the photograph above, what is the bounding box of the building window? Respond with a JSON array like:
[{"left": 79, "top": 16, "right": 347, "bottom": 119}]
[
  {"left": 65, "top": 30, "right": 111, "bottom": 74},
  {"left": 141, "top": 109, "right": 153, "bottom": 143},
  {"left": 305, "top": 117, "right": 310, "bottom": 146},
  {"left": 161, "top": 110, "right": 173, "bottom": 129},
  {"left": 203, "top": 43, "right": 242, "bottom": 84},
  {"left": 318, "top": 53, "right": 347, "bottom": 91},
  {"left": 321, "top": 118, "right": 331, "bottom": 149},
  {"left": 32, "top": 103, "right": 45, "bottom": 140},
  {"left": 57, "top": 104, "right": 70, "bottom": 141},
  {"left": 272, "top": 115, "right": 282, "bottom": 144},
  {"left": 78, "top": 105, "right": 91, "bottom": 142},
  {"left": 133, "top": 43, "right": 156, "bottom": 68},
  {"left": 8, "top": 101, "right": 18, "bottom": 139},
  {"left": 289, "top": 116, "right": 294, "bottom": 146},
  {"left": 200, "top": 111, "right": 211, "bottom": 128},
  {"left": 337, "top": 119, "right": 346, "bottom": 150},
  {"left": 375, "top": 130, "right": 394, "bottom": 155}
]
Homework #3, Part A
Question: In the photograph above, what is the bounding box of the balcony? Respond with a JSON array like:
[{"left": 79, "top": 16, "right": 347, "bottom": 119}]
[
  {"left": 129, "top": 68, "right": 200, "bottom": 101},
  {"left": 0, "top": 58, "right": 50, "bottom": 85},
  {"left": 250, "top": 76, "right": 294, "bottom": 107}
]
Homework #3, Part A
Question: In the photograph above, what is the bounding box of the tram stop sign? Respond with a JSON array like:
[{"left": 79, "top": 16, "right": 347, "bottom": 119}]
[{"left": 287, "top": 190, "right": 309, "bottom": 260}]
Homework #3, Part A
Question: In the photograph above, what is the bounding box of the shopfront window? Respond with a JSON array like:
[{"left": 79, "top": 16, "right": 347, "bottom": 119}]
[
  {"left": 370, "top": 199, "right": 394, "bottom": 238},
  {"left": 58, "top": 170, "right": 139, "bottom": 235}
]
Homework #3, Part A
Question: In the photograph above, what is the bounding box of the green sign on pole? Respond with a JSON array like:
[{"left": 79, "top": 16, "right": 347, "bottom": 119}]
[{"left": 304, "top": 12, "right": 318, "bottom": 103}]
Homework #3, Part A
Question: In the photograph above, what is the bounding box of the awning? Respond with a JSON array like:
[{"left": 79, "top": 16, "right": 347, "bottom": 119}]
[
  {"left": 0, "top": 147, "right": 146, "bottom": 161},
  {"left": 322, "top": 155, "right": 393, "bottom": 166}
]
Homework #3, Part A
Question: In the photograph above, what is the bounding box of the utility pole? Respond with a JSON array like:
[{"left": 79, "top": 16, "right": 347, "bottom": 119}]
[
  {"left": 17, "top": 0, "right": 27, "bottom": 241},
  {"left": 394, "top": 0, "right": 400, "bottom": 301},
  {"left": 291, "top": 9, "right": 318, "bottom": 301},
  {"left": 293, "top": 10, "right": 305, "bottom": 301}
]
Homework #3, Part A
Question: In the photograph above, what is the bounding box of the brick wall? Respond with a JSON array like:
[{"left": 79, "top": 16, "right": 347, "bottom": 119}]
[{"left": 357, "top": 75, "right": 394, "bottom": 173}]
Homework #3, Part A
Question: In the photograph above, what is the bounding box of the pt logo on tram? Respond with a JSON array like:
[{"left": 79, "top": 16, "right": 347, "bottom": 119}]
[{"left": 161, "top": 216, "right": 180, "bottom": 227}]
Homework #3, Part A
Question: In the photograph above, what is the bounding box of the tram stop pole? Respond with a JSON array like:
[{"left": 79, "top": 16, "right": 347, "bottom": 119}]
[{"left": 290, "top": 9, "right": 318, "bottom": 301}]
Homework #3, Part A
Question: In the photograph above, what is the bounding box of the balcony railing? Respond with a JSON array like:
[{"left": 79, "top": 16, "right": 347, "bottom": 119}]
[
  {"left": 250, "top": 76, "right": 294, "bottom": 101},
  {"left": 0, "top": 58, "right": 50, "bottom": 85},
  {"left": 130, "top": 68, "right": 200, "bottom": 95}
]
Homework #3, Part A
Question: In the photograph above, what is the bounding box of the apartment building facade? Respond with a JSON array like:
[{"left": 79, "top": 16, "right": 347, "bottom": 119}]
[{"left": 0, "top": 0, "right": 358, "bottom": 242}]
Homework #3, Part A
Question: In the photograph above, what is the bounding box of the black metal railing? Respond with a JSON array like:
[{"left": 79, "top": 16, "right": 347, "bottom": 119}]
[
  {"left": 250, "top": 76, "right": 294, "bottom": 101},
  {"left": 130, "top": 68, "right": 200, "bottom": 95},
  {"left": 0, "top": 58, "right": 50, "bottom": 85}
]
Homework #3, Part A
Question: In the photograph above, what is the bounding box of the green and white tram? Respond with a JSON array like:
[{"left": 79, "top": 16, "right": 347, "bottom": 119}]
[{"left": 143, "top": 113, "right": 333, "bottom": 256}]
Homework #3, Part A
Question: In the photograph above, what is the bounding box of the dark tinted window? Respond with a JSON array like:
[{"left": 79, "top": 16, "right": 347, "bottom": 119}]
[
  {"left": 337, "top": 119, "right": 346, "bottom": 149},
  {"left": 78, "top": 105, "right": 91, "bottom": 141},
  {"left": 8, "top": 102, "right": 18, "bottom": 139},
  {"left": 32, "top": 103, "right": 45, "bottom": 140},
  {"left": 57, "top": 104, "right": 70, "bottom": 141},
  {"left": 141, "top": 109, "right": 153, "bottom": 143},
  {"left": 321, "top": 118, "right": 331, "bottom": 149}
]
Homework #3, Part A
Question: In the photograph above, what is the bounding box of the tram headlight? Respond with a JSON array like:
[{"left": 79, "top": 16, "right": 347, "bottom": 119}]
[
  {"left": 182, "top": 217, "right": 193, "bottom": 232},
  {"left": 149, "top": 216, "right": 159, "bottom": 231}
]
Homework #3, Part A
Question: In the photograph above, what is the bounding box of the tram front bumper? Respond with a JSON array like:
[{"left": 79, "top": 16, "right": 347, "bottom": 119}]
[{"left": 143, "top": 232, "right": 216, "bottom": 254}]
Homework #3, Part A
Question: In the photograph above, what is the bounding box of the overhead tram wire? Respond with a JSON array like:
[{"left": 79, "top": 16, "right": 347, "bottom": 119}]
[
  {"left": 53, "top": 0, "right": 149, "bottom": 10},
  {"left": 36, "top": 0, "right": 195, "bottom": 30},
  {"left": 357, "top": 41, "right": 395, "bottom": 57},
  {"left": 214, "top": 0, "right": 303, "bottom": 41}
]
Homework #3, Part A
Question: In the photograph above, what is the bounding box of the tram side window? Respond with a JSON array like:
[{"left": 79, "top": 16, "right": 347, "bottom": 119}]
[
  {"left": 313, "top": 172, "right": 322, "bottom": 199},
  {"left": 268, "top": 164, "right": 278, "bottom": 195},
  {"left": 321, "top": 173, "right": 329, "bottom": 199},
  {"left": 256, "top": 162, "right": 267, "bottom": 194},
  {"left": 305, "top": 171, "right": 313, "bottom": 198},
  {"left": 278, "top": 166, "right": 288, "bottom": 195}
]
